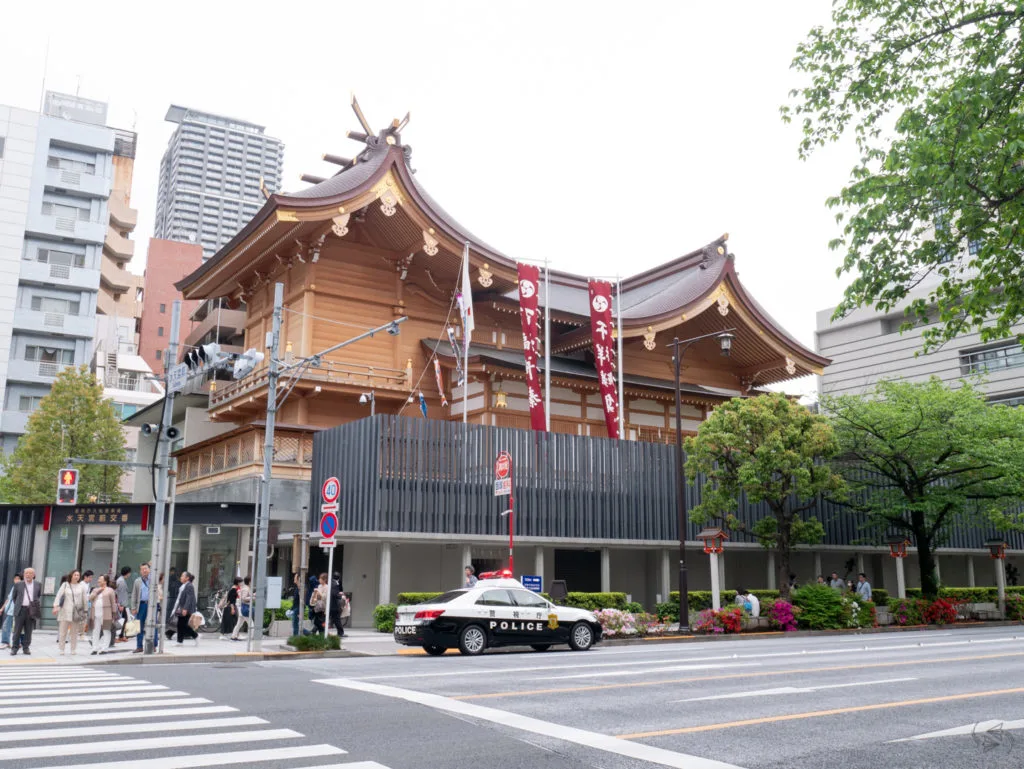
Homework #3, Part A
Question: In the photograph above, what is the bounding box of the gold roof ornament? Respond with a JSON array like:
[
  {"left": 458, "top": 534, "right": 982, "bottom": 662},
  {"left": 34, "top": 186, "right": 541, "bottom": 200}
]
[{"left": 643, "top": 326, "right": 656, "bottom": 351}]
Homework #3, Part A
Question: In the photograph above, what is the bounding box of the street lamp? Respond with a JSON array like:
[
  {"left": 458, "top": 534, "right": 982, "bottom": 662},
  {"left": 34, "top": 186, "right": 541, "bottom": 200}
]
[
  {"left": 359, "top": 391, "right": 376, "bottom": 417},
  {"left": 667, "top": 328, "right": 736, "bottom": 632},
  {"left": 697, "top": 527, "right": 729, "bottom": 611}
]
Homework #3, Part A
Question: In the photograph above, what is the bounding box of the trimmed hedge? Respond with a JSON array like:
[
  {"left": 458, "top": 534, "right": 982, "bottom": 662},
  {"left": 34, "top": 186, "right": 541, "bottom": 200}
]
[
  {"left": 563, "top": 592, "right": 628, "bottom": 611},
  {"left": 287, "top": 634, "right": 341, "bottom": 651},
  {"left": 373, "top": 603, "right": 397, "bottom": 633},
  {"left": 397, "top": 592, "right": 443, "bottom": 605}
]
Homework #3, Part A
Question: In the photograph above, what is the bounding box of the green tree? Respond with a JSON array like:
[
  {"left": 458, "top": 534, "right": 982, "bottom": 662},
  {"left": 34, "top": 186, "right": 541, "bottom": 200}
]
[
  {"left": 825, "top": 378, "right": 1024, "bottom": 599},
  {"left": 0, "top": 366, "right": 127, "bottom": 503},
  {"left": 783, "top": 2, "right": 1024, "bottom": 350},
  {"left": 685, "top": 393, "right": 844, "bottom": 600}
]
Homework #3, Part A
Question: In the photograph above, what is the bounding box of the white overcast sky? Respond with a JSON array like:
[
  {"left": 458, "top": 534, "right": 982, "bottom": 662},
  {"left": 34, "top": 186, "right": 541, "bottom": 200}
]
[{"left": 3, "top": 0, "right": 858, "bottom": 397}]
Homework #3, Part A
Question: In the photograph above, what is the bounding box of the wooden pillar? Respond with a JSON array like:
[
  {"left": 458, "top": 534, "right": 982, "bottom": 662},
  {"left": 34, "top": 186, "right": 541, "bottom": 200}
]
[{"left": 300, "top": 289, "right": 314, "bottom": 357}]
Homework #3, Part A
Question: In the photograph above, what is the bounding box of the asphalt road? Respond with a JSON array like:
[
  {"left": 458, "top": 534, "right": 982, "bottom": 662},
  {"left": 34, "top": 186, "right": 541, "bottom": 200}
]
[{"left": 7, "top": 625, "right": 1024, "bottom": 768}]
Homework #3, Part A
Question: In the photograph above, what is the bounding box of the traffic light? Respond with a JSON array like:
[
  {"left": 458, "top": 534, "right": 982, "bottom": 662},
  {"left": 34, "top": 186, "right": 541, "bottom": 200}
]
[
  {"left": 183, "top": 343, "right": 224, "bottom": 371},
  {"left": 56, "top": 468, "right": 78, "bottom": 506},
  {"left": 232, "top": 348, "right": 265, "bottom": 380}
]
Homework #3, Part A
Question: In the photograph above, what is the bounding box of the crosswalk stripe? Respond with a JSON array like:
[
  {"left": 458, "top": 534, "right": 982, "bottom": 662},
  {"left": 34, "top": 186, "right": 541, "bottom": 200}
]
[
  {"left": 0, "top": 704, "right": 232, "bottom": 729},
  {"left": 0, "top": 676, "right": 121, "bottom": 685},
  {"left": 0, "top": 695, "right": 203, "bottom": 716},
  {"left": 0, "top": 688, "right": 174, "bottom": 706},
  {"left": 0, "top": 716, "right": 264, "bottom": 742},
  {"left": 0, "top": 667, "right": 112, "bottom": 676},
  {"left": 293, "top": 764, "right": 391, "bottom": 769},
  {"left": 30, "top": 743, "right": 346, "bottom": 769},
  {"left": 0, "top": 684, "right": 165, "bottom": 699},
  {"left": 0, "top": 684, "right": 149, "bottom": 696},
  {"left": 0, "top": 727, "right": 302, "bottom": 761}
]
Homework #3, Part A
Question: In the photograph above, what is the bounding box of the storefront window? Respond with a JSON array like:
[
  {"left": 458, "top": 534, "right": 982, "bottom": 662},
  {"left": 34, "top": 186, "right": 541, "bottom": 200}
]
[
  {"left": 117, "top": 525, "right": 152, "bottom": 576},
  {"left": 197, "top": 527, "right": 239, "bottom": 607},
  {"left": 42, "top": 524, "right": 79, "bottom": 623}
]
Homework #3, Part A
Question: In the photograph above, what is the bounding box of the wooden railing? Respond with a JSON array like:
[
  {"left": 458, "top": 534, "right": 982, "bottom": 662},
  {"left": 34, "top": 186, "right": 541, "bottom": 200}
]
[
  {"left": 175, "top": 430, "right": 315, "bottom": 485},
  {"left": 209, "top": 360, "right": 409, "bottom": 408}
]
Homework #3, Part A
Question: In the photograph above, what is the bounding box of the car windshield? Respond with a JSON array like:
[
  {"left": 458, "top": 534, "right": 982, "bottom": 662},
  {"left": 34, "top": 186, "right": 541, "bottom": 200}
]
[{"left": 418, "top": 590, "right": 466, "bottom": 605}]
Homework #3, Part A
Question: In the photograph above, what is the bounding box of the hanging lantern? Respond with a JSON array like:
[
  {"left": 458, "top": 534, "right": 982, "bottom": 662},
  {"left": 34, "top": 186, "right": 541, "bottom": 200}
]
[
  {"left": 884, "top": 534, "right": 909, "bottom": 558},
  {"left": 494, "top": 381, "right": 508, "bottom": 409},
  {"left": 986, "top": 537, "right": 1008, "bottom": 560},
  {"left": 697, "top": 527, "right": 728, "bottom": 555}
]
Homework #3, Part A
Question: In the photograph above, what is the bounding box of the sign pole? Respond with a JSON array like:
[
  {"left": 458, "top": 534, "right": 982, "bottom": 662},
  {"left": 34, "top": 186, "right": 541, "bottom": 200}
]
[{"left": 324, "top": 545, "right": 334, "bottom": 639}]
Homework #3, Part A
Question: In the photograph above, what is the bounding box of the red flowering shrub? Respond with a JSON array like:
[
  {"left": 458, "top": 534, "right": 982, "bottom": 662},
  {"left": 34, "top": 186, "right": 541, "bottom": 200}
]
[
  {"left": 693, "top": 607, "right": 744, "bottom": 634},
  {"left": 923, "top": 598, "right": 958, "bottom": 625}
]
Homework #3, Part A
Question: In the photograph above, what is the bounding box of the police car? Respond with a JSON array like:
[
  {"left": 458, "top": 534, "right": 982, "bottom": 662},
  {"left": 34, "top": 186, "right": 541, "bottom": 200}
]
[{"left": 393, "top": 571, "right": 603, "bottom": 656}]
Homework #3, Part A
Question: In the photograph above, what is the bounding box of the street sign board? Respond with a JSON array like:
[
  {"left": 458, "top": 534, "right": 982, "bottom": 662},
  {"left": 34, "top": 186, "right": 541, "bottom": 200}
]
[
  {"left": 522, "top": 575, "right": 542, "bottom": 593},
  {"left": 319, "top": 538, "right": 336, "bottom": 548},
  {"left": 320, "top": 511, "right": 338, "bottom": 539},
  {"left": 494, "top": 451, "right": 512, "bottom": 497},
  {"left": 321, "top": 476, "right": 341, "bottom": 503},
  {"left": 167, "top": 363, "right": 188, "bottom": 394},
  {"left": 319, "top": 502, "right": 339, "bottom": 514}
]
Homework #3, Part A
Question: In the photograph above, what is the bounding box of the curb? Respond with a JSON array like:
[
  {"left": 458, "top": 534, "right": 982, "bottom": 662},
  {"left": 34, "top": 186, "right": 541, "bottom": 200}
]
[{"left": 70, "top": 649, "right": 361, "bottom": 665}]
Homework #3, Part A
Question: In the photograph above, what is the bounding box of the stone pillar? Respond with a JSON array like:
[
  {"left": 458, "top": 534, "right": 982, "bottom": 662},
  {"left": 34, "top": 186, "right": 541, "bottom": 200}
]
[
  {"left": 767, "top": 551, "right": 776, "bottom": 590},
  {"left": 534, "top": 547, "right": 544, "bottom": 584},
  {"left": 188, "top": 525, "right": 202, "bottom": 579},
  {"left": 814, "top": 552, "right": 822, "bottom": 581},
  {"left": 967, "top": 556, "right": 976, "bottom": 587},
  {"left": 379, "top": 543, "right": 392, "bottom": 605},
  {"left": 718, "top": 550, "right": 726, "bottom": 593},
  {"left": 238, "top": 526, "right": 251, "bottom": 579},
  {"left": 659, "top": 549, "right": 671, "bottom": 604},
  {"left": 856, "top": 553, "right": 865, "bottom": 575},
  {"left": 895, "top": 556, "right": 907, "bottom": 599},
  {"left": 600, "top": 548, "right": 611, "bottom": 593},
  {"left": 996, "top": 557, "right": 1006, "bottom": 618},
  {"left": 461, "top": 545, "right": 473, "bottom": 586}
]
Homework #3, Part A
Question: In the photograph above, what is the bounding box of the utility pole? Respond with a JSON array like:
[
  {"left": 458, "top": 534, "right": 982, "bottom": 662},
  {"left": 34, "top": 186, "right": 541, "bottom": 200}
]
[
  {"left": 252, "top": 282, "right": 283, "bottom": 651},
  {"left": 147, "top": 300, "right": 180, "bottom": 653}
]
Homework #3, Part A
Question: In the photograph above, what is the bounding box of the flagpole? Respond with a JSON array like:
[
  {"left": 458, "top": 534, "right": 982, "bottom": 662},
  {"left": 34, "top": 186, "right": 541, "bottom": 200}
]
[
  {"left": 544, "top": 257, "right": 551, "bottom": 432},
  {"left": 462, "top": 241, "right": 470, "bottom": 425},
  {"left": 616, "top": 275, "right": 624, "bottom": 440}
]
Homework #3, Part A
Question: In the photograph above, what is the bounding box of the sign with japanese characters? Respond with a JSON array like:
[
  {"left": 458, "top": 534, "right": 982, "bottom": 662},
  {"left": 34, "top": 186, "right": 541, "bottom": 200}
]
[
  {"left": 588, "top": 279, "right": 620, "bottom": 439},
  {"left": 494, "top": 450, "right": 512, "bottom": 497},
  {"left": 516, "top": 262, "right": 547, "bottom": 432}
]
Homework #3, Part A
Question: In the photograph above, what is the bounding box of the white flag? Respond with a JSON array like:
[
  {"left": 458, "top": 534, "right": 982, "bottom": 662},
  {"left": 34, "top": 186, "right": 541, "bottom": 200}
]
[{"left": 459, "top": 241, "right": 475, "bottom": 345}]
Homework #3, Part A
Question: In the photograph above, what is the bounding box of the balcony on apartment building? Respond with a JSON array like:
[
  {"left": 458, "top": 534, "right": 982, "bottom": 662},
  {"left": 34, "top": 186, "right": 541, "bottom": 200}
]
[
  {"left": 96, "top": 289, "right": 138, "bottom": 317},
  {"left": 6, "top": 358, "right": 76, "bottom": 386},
  {"left": 12, "top": 306, "right": 93, "bottom": 338},
  {"left": 103, "top": 226, "right": 135, "bottom": 261},
  {"left": 26, "top": 209, "right": 106, "bottom": 245},
  {"left": 19, "top": 258, "right": 99, "bottom": 292},
  {"left": 185, "top": 300, "right": 246, "bottom": 353},
  {"left": 100, "top": 257, "right": 136, "bottom": 294},
  {"left": 0, "top": 410, "right": 30, "bottom": 436},
  {"left": 44, "top": 164, "right": 109, "bottom": 199},
  {"left": 107, "top": 194, "right": 138, "bottom": 231}
]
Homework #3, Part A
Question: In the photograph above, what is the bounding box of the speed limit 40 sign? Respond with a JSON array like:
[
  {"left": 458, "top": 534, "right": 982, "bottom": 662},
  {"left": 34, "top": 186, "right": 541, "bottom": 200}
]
[{"left": 494, "top": 451, "right": 512, "bottom": 497}]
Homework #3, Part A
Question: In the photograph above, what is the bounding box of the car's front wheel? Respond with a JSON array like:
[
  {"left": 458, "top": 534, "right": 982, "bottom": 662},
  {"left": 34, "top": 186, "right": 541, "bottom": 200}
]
[
  {"left": 569, "top": 621, "right": 594, "bottom": 651},
  {"left": 423, "top": 645, "right": 446, "bottom": 656},
  {"left": 458, "top": 624, "right": 487, "bottom": 656}
]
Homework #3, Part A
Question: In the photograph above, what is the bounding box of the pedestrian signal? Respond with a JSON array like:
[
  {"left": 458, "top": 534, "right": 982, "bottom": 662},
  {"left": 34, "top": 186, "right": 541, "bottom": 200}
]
[{"left": 56, "top": 468, "right": 78, "bottom": 506}]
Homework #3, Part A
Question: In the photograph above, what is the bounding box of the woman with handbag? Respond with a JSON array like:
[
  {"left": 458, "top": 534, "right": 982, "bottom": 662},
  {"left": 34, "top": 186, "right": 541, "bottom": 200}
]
[
  {"left": 52, "top": 570, "right": 88, "bottom": 656},
  {"left": 220, "top": 577, "right": 241, "bottom": 639},
  {"left": 311, "top": 573, "right": 328, "bottom": 635},
  {"left": 230, "top": 576, "right": 252, "bottom": 641},
  {"left": 176, "top": 571, "right": 199, "bottom": 646},
  {"left": 0, "top": 574, "right": 21, "bottom": 649},
  {"left": 89, "top": 575, "right": 117, "bottom": 655}
]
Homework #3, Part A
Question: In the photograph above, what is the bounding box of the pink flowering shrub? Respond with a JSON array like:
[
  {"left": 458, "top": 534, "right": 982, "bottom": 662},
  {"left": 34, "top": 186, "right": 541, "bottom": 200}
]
[
  {"left": 768, "top": 600, "right": 798, "bottom": 631},
  {"left": 593, "top": 609, "right": 667, "bottom": 637}
]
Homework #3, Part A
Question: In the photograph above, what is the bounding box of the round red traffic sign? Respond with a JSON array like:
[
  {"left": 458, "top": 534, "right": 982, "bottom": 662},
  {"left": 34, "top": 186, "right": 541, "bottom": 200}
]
[
  {"left": 321, "top": 476, "right": 341, "bottom": 503},
  {"left": 320, "top": 511, "right": 338, "bottom": 539},
  {"left": 494, "top": 451, "right": 511, "bottom": 480}
]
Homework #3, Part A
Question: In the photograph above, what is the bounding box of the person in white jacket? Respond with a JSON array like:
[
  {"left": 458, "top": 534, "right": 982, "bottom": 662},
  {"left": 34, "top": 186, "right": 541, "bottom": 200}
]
[
  {"left": 734, "top": 588, "right": 760, "bottom": 618},
  {"left": 52, "top": 570, "right": 89, "bottom": 656}
]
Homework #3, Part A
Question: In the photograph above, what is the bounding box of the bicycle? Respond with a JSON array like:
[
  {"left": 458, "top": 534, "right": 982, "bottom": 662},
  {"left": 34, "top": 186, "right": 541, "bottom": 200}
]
[{"left": 199, "top": 590, "right": 226, "bottom": 634}]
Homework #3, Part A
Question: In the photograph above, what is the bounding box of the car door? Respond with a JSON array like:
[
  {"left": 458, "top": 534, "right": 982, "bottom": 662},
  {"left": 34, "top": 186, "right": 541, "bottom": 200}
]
[
  {"left": 474, "top": 589, "right": 520, "bottom": 646},
  {"left": 511, "top": 589, "right": 568, "bottom": 643}
]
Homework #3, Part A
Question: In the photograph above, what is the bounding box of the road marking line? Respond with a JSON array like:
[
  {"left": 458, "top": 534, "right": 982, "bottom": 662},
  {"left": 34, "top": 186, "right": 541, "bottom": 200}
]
[
  {"left": 0, "top": 683, "right": 164, "bottom": 698},
  {"left": 0, "top": 685, "right": 167, "bottom": 705},
  {"left": 0, "top": 680, "right": 149, "bottom": 692},
  {"left": 892, "top": 718, "right": 1024, "bottom": 742},
  {"left": 0, "top": 705, "right": 235, "bottom": 726},
  {"left": 0, "top": 676, "right": 120, "bottom": 685},
  {"left": 34, "top": 744, "right": 347, "bottom": 769},
  {"left": 0, "top": 659, "right": 57, "bottom": 665},
  {"left": 363, "top": 635, "right": 1024, "bottom": 680},
  {"left": 0, "top": 695, "right": 204, "bottom": 716},
  {"left": 617, "top": 687, "right": 1024, "bottom": 738},
  {"left": 0, "top": 727, "right": 302, "bottom": 760},
  {"left": 316, "top": 677, "right": 745, "bottom": 769},
  {"left": 672, "top": 677, "right": 916, "bottom": 702},
  {"left": 292, "top": 764, "right": 391, "bottom": 769},
  {"left": 535, "top": 663, "right": 761, "bottom": 681},
  {"left": 0, "top": 715, "right": 263, "bottom": 742},
  {"left": 452, "top": 651, "right": 1024, "bottom": 700}
]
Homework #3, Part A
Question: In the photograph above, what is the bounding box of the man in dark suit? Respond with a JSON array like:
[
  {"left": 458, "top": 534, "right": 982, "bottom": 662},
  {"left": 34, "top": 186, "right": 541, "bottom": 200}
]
[{"left": 11, "top": 567, "right": 41, "bottom": 655}]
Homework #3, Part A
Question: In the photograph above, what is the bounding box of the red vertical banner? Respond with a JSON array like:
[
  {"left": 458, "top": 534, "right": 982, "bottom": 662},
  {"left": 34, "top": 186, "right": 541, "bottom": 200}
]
[
  {"left": 516, "top": 263, "right": 547, "bottom": 431},
  {"left": 588, "top": 280, "right": 620, "bottom": 439}
]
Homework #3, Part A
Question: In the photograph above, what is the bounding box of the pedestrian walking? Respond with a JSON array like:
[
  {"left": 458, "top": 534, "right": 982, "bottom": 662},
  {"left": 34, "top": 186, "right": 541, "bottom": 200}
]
[
  {"left": 288, "top": 572, "right": 301, "bottom": 637},
  {"left": 53, "top": 570, "right": 88, "bottom": 656},
  {"left": 464, "top": 565, "right": 478, "bottom": 588},
  {"left": 175, "top": 571, "right": 199, "bottom": 646},
  {"left": 10, "top": 567, "right": 41, "bottom": 656},
  {"left": 311, "top": 573, "right": 328, "bottom": 635},
  {"left": 0, "top": 573, "right": 21, "bottom": 649},
  {"left": 89, "top": 574, "right": 117, "bottom": 655},
  {"left": 115, "top": 566, "right": 132, "bottom": 643},
  {"left": 130, "top": 562, "right": 151, "bottom": 654},
  {"left": 220, "top": 577, "right": 241, "bottom": 639},
  {"left": 855, "top": 572, "right": 873, "bottom": 602},
  {"left": 78, "top": 570, "right": 94, "bottom": 644},
  {"left": 331, "top": 572, "right": 346, "bottom": 637},
  {"left": 828, "top": 571, "right": 846, "bottom": 592},
  {"left": 230, "top": 576, "right": 252, "bottom": 641}
]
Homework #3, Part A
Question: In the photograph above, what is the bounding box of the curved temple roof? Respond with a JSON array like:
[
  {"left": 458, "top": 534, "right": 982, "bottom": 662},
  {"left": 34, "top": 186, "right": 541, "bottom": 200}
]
[{"left": 178, "top": 127, "right": 828, "bottom": 377}]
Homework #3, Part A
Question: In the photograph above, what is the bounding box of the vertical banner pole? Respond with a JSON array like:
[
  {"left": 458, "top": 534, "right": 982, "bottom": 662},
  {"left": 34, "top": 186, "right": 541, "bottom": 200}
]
[
  {"left": 616, "top": 276, "right": 624, "bottom": 440},
  {"left": 544, "top": 258, "right": 551, "bottom": 432}
]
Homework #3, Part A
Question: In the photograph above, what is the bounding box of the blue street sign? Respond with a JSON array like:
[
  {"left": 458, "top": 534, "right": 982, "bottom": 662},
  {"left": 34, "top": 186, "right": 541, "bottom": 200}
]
[{"left": 522, "top": 575, "right": 542, "bottom": 593}]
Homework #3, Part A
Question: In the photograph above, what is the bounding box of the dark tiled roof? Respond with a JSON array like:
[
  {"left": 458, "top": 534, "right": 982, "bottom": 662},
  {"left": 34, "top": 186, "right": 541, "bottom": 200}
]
[{"left": 283, "top": 143, "right": 390, "bottom": 199}]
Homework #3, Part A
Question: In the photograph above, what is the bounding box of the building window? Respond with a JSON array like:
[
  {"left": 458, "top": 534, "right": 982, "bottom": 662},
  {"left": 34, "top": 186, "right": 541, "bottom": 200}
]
[
  {"left": 18, "top": 396, "right": 44, "bottom": 413},
  {"left": 961, "top": 343, "right": 1024, "bottom": 375},
  {"left": 968, "top": 239, "right": 982, "bottom": 256},
  {"left": 24, "top": 346, "right": 74, "bottom": 364},
  {"left": 157, "top": 327, "right": 164, "bottom": 337},
  {"left": 112, "top": 402, "right": 139, "bottom": 419},
  {"left": 30, "top": 296, "right": 80, "bottom": 315},
  {"left": 156, "top": 349, "right": 162, "bottom": 361},
  {"left": 47, "top": 156, "right": 96, "bottom": 174},
  {"left": 159, "top": 303, "right": 166, "bottom": 313},
  {"left": 31, "top": 248, "right": 85, "bottom": 268}
]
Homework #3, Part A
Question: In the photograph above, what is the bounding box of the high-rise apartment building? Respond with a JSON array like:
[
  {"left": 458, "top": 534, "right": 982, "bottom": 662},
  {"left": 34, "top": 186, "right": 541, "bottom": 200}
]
[
  {"left": 153, "top": 105, "right": 284, "bottom": 259},
  {"left": 0, "top": 92, "right": 161, "bottom": 465}
]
